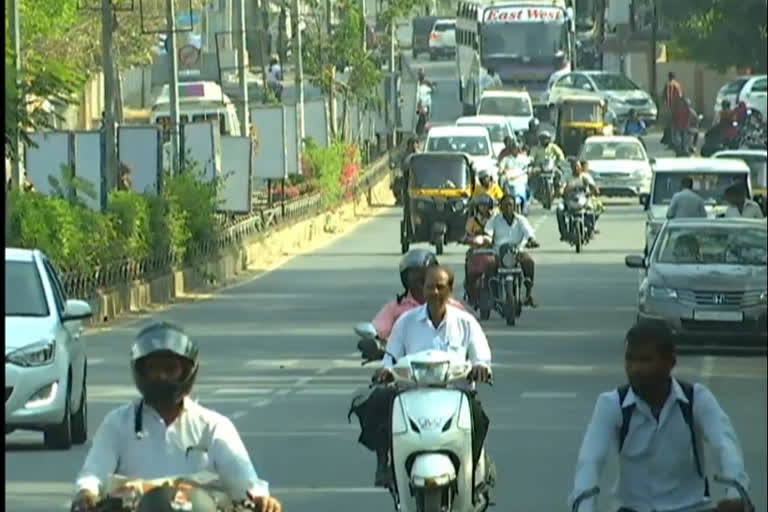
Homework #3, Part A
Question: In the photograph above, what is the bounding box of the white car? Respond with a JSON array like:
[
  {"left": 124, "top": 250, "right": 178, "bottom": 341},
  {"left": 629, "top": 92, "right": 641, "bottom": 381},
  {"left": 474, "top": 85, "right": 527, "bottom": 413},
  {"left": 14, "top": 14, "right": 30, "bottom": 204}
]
[
  {"left": 579, "top": 136, "right": 652, "bottom": 198},
  {"left": 428, "top": 18, "right": 456, "bottom": 61},
  {"left": 424, "top": 125, "right": 498, "bottom": 179},
  {"left": 455, "top": 115, "right": 516, "bottom": 156},
  {"left": 5, "top": 248, "right": 92, "bottom": 449},
  {"left": 547, "top": 71, "right": 657, "bottom": 123},
  {"left": 713, "top": 75, "right": 767, "bottom": 120},
  {"left": 476, "top": 90, "right": 534, "bottom": 135},
  {"left": 712, "top": 148, "right": 767, "bottom": 199},
  {"left": 641, "top": 158, "right": 752, "bottom": 253}
]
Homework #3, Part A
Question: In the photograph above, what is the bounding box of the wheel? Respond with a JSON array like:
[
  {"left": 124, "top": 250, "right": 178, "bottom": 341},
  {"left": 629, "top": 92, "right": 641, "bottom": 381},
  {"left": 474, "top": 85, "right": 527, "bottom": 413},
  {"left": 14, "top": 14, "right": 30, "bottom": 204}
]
[
  {"left": 574, "top": 221, "right": 583, "bottom": 254},
  {"left": 504, "top": 281, "right": 517, "bottom": 326},
  {"left": 44, "top": 379, "right": 72, "bottom": 450},
  {"left": 542, "top": 186, "right": 552, "bottom": 210},
  {"left": 71, "top": 369, "right": 88, "bottom": 445},
  {"left": 400, "top": 221, "right": 410, "bottom": 254},
  {"left": 478, "top": 285, "right": 491, "bottom": 321},
  {"left": 419, "top": 487, "right": 444, "bottom": 512}
]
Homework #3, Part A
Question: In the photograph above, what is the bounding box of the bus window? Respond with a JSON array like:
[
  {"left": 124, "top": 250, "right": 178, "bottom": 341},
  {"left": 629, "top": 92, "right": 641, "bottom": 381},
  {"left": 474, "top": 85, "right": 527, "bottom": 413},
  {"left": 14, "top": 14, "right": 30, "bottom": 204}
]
[{"left": 192, "top": 113, "right": 207, "bottom": 122}]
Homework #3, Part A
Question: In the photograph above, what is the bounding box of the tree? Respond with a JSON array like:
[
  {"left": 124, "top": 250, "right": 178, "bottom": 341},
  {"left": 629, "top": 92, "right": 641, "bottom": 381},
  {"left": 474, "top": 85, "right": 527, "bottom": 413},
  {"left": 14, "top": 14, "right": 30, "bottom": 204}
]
[{"left": 658, "top": 0, "right": 767, "bottom": 73}]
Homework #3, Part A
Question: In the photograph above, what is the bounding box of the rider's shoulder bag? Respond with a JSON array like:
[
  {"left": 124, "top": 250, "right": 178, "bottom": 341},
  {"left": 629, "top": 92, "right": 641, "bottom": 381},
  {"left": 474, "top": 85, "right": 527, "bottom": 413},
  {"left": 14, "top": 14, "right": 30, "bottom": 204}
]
[{"left": 616, "top": 380, "right": 709, "bottom": 494}]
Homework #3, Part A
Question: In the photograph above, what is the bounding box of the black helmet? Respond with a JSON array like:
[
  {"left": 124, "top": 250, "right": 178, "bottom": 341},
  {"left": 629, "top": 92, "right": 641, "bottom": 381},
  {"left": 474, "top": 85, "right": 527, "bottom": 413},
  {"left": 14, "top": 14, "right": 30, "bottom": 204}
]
[
  {"left": 131, "top": 322, "right": 200, "bottom": 406},
  {"left": 398, "top": 249, "right": 439, "bottom": 289},
  {"left": 472, "top": 193, "right": 495, "bottom": 208},
  {"left": 137, "top": 483, "right": 217, "bottom": 512},
  {"left": 528, "top": 118, "right": 539, "bottom": 129}
]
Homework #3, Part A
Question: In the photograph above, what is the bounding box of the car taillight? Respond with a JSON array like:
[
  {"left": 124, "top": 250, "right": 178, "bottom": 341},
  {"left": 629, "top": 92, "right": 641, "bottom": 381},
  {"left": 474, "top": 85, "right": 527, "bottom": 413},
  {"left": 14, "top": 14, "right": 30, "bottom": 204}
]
[{"left": 430, "top": 32, "right": 439, "bottom": 39}]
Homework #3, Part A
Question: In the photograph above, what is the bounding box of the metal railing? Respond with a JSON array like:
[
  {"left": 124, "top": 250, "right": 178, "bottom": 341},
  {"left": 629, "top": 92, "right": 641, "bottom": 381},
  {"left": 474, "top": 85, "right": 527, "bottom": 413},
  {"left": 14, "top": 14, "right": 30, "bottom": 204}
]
[{"left": 59, "top": 155, "right": 391, "bottom": 299}]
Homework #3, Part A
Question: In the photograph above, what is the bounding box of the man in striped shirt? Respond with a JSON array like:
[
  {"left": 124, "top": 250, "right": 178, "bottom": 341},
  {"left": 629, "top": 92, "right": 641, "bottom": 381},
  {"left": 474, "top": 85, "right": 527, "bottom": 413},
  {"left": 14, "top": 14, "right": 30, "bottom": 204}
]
[{"left": 661, "top": 72, "right": 684, "bottom": 147}]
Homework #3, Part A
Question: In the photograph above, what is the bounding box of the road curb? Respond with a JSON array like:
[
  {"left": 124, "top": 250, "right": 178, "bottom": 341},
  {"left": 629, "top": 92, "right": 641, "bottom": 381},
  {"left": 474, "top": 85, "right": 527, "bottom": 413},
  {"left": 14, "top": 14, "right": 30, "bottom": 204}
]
[{"left": 84, "top": 158, "right": 395, "bottom": 327}]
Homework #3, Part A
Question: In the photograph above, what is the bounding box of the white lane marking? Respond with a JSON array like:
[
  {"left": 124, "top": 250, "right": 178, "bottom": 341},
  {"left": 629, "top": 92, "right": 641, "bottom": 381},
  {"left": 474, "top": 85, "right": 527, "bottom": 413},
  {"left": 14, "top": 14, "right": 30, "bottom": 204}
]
[
  {"left": 231, "top": 410, "right": 248, "bottom": 419},
  {"left": 520, "top": 391, "right": 579, "bottom": 399},
  {"left": 88, "top": 358, "right": 105, "bottom": 365},
  {"left": 539, "top": 364, "right": 595, "bottom": 373},
  {"left": 249, "top": 398, "right": 274, "bottom": 408},
  {"left": 212, "top": 388, "right": 274, "bottom": 395},
  {"left": 295, "top": 388, "right": 355, "bottom": 395},
  {"left": 700, "top": 356, "right": 716, "bottom": 384}
]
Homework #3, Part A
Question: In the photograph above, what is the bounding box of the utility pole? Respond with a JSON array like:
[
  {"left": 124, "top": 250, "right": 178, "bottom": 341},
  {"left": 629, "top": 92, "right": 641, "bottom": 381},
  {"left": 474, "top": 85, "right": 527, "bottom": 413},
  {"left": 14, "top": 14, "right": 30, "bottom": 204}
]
[
  {"left": 293, "top": 0, "right": 306, "bottom": 169},
  {"left": 650, "top": 0, "right": 658, "bottom": 104},
  {"left": 256, "top": 0, "right": 270, "bottom": 102},
  {"left": 235, "top": 0, "right": 250, "bottom": 131},
  {"left": 165, "top": 0, "right": 181, "bottom": 174},
  {"left": 102, "top": 0, "right": 119, "bottom": 190},
  {"left": 326, "top": 0, "right": 337, "bottom": 137},
  {"left": 9, "top": 0, "right": 23, "bottom": 191},
  {"left": 388, "top": 21, "right": 396, "bottom": 148}
]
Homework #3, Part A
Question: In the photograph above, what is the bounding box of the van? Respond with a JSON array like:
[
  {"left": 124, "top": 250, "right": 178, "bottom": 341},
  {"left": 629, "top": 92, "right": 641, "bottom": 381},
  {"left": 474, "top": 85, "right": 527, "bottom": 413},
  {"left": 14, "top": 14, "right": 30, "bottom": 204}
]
[
  {"left": 642, "top": 158, "right": 752, "bottom": 252},
  {"left": 150, "top": 81, "right": 242, "bottom": 142}
]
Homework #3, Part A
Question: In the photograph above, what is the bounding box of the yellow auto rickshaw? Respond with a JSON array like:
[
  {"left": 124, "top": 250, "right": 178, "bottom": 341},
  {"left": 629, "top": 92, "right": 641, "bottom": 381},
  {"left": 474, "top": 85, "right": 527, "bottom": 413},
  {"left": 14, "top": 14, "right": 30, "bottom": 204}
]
[
  {"left": 401, "top": 152, "right": 475, "bottom": 255},
  {"left": 553, "top": 95, "right": 613, "bottom": 156}
]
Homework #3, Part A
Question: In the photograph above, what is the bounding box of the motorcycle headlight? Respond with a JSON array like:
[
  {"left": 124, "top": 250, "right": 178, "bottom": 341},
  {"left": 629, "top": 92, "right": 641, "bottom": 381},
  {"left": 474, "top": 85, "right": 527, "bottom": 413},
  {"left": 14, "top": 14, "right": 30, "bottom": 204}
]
[
  {"left": 501, "top": 250, "right": 517, "bottom": 267},
  {"left": 6, "top": 340, "right": 56, "bottom": 367},
  {"left": 649, "top": 285, "right": 678, "bottom": 301},
  {"left": 411, "top": 361, "right": 449, "bottom": 385},
  {"left": 451, "top": 198, "right": 468, "bottom": 212}
]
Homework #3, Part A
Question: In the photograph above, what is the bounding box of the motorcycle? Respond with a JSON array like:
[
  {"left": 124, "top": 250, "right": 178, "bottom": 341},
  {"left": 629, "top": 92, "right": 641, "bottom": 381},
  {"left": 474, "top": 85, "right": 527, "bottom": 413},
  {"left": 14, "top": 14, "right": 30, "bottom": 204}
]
[
  {"left": 701, "top": 120, "right": 741, "bottom": 157},
  {"left": 72, "top": 473, "right": 262, "bottom": 512},
  {"left": 532, "top": 157, "right": 561, "bottom": 211},
  {"left": 415, "top": 83, "right": 434, "bottom": 138},
  {"left": 354, "top": 323, "right": 495, "bottom": 512},
  {"left": 467, "top": 240, "right": 525, "bottom": 326},
  {"left": 570, "top": 475, "right": 754, "bottom": 512},
  {"left": 564, "top": 191, "right": 592, "bottom": 254},
  {"left": 743, "top": 109, "right": 767, "bottom": 149}
]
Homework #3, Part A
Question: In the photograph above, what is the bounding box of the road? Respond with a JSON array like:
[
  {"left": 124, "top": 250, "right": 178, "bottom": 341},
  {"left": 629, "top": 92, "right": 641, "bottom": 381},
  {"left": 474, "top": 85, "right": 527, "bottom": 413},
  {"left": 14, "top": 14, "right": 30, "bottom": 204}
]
[{"left": 6, "top": 57, "right": 766, "bottom": 512}]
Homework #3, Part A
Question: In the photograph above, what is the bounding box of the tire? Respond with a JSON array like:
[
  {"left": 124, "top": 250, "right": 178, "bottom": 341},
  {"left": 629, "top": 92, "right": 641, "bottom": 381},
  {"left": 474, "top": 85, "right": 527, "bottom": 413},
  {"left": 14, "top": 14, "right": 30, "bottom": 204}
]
[
  {"left": 435, "top": 237, "right": 444, "bottom": 256},
  {"left": 478, "top": 285, "right": 491, "bottom": 321},
  {"left": 419, "top": 488, "right": 444, "bottom": 512},
  {"left": 44, "top": 379, "right": 72, "bottom": 450},
  {"left": 574, "top": 221, "right": 583, "bottom": 254},
  {"left": 71, "top": 369, "right": 88, "bottom": 445},
  {"left": 542, "top": 185, "right": 552, "bottom": 210},
  {"left": 400, "top": 221, "right": 410, "bottom": 254},
  {"left": 504, "top": 281, "right": 517, "bottom": 326}
]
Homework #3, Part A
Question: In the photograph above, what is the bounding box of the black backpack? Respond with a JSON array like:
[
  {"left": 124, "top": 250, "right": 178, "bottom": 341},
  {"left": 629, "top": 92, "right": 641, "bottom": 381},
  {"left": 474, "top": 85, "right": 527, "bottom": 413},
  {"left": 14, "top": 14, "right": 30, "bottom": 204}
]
[{"left": 617, "top": 380, "right": 708, "bottom": 493}]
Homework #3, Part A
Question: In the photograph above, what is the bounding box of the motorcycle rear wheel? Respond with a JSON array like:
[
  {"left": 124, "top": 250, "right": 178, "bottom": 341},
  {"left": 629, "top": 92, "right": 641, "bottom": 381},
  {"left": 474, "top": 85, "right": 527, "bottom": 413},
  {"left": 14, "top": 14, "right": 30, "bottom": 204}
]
[
  {"left": 478, "top": 285, "right": 492, "bottom": 321},
  {"left": 504, "top": 280, "right": 517, "bottom": 326},
  {"left": 574, "top": 221, "right": 583, "bottom": 254}
]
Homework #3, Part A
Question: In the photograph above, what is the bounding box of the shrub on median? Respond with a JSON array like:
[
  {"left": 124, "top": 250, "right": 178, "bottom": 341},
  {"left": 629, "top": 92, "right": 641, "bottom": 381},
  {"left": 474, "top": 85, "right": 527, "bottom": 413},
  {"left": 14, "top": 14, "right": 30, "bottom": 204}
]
[{"left": 302, "top": 138, "right": 362, "bottom": 206}]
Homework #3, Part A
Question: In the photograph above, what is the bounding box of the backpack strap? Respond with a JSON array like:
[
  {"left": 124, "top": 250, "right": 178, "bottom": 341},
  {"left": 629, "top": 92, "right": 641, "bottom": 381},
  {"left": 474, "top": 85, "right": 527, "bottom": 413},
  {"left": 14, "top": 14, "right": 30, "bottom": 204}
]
[
  {"left": 616, "top": 385, "right": 635, "bottom": 452},
  {"left": 677, "top": 380, "right": 706, "bottom": 483}
]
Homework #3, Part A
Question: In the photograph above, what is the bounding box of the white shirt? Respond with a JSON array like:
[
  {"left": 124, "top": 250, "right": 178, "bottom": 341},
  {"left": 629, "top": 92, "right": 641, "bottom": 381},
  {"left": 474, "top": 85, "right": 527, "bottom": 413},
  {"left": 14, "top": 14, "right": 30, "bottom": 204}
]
[
  {"left": 267, "top": 64, "right": 282, "bottom": 85},
  {"left": 75, "top": 398, "right": 270, "bottom": 500},
  {"left": 570, "top": 379, "right": 749, "bottom": 512},
  {"left": 383, "top": 304, "right": 491, "bottom": 369},
  {"left": 666, "top": 189, "right": 707, "bottom": 219},
  {"left": 724, "top": 199, "right": 764, "bottom": 219},
  {"left": 484, "top": 212, "right": 535, "bottom": 250},
  {"left": 566, "top": 173, "right": 596, "bottom": 191},
  {"left": 481, "top": 73, "right": 503, "bottom": 90}
]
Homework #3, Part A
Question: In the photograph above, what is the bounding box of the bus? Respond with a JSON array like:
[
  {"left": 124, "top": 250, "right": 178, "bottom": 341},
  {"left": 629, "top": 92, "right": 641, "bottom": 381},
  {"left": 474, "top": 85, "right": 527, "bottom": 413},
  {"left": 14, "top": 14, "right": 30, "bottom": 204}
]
[{"left": 456, "top": 0, "right": 576, "bottom": 115}]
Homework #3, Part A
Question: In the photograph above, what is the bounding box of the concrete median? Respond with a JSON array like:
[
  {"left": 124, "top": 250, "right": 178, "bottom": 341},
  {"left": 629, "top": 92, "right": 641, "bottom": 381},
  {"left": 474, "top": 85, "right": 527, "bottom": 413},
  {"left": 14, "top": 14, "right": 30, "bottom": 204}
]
[{"left": 86, "top": 157, "right": 395, "bottom": 325}]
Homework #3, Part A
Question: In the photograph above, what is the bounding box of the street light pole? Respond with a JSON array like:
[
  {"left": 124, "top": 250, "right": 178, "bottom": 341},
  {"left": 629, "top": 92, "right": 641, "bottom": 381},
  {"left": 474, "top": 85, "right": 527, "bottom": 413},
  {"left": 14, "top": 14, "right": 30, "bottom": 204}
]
[
  {"left": 165, "top": 0, "right": 181, "bottom": 174},
  {"left": 294, "top": 0, "right": 306, "bottom": 169},
  {"left": 235, "top": 0, "right": 250, "bottom": 131},
  {"left": 101, "top": 0, "right": 119, "bottom": 190}
]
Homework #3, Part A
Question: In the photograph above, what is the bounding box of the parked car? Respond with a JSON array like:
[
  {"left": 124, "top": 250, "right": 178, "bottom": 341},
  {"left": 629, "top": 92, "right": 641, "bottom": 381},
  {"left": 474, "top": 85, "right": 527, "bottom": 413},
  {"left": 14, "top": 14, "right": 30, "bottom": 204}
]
[
  {"left": 547, "top": 71, "right": 657, "bottom": 124},
  {"left": 428, "top": 18, "right": 456, "bottom": 61},
  {"left": 5, "top": 248, "right": 93, "bottom": 449},
  {"left": 625, "top": 218, "right": 767, "bottom": 350},
  {"left": 579, "top": 135, "right": 653, "bottom": 199}
]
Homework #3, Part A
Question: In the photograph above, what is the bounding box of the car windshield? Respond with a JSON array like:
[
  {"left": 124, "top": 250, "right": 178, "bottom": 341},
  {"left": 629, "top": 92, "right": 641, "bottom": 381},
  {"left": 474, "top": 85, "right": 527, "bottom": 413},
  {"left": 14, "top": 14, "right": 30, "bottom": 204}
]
[
  {"left": 715, "top": 155, "right": 767, "bottom": 189},
  {"left": 426, "top": 135, "right": 491, "bottom": 156},
  {"left": 655, "top": 225, "right": 767, "bottom": 266},
  {"left": 5, "top": 261, "right": 50, "bottom": 317},
  {"left": 408, "top": 157, "right": 470, "bottom": 189},
  {"left": 722, "top": 79, "right": 748, "bottom": 96},
  {"left": 559, "top": 103, "right": 604, "bottom": 122},
  {"left": 651, "top": 172, "right": 749, "bottom": 205},
  {"left": 478, "top": 97, "right": 532, "bottom": 117},
  {"left": 581, "top": 140, "right": 646, "bottom": 161},
  {"left": 589, "top": 73, "right": 640, "bottom": 91},
  {"left": 459, "top": 122, "right": 507, "bottom": 143},
  {"left": 481, "top": 21, "right": 567, "bottom": 59}
]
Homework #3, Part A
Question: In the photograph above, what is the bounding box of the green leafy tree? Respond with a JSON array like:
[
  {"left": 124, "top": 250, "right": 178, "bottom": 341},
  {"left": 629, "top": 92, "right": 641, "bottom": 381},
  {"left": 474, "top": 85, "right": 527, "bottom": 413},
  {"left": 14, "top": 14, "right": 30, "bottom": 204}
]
[{"left": 658, "top": 0, "right": 767, "bottom": 73}]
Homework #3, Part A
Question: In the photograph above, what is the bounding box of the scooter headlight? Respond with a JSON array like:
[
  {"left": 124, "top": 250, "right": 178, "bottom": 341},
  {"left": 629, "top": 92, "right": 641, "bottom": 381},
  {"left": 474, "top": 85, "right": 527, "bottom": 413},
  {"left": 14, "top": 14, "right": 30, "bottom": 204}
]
[{"left": 411, "top": 361, "right": 450, "bottom": 385}]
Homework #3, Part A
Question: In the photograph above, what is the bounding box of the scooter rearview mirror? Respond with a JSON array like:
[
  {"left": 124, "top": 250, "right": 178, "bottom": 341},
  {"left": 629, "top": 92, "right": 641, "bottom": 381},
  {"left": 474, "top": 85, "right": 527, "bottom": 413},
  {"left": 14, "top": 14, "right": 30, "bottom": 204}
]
[{"left": 354, "top": 322, "right": 379, "bottom": 341}]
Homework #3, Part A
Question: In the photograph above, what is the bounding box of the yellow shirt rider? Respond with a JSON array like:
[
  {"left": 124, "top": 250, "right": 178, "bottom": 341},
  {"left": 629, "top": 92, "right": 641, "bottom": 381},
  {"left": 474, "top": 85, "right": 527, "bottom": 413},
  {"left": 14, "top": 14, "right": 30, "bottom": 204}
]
[
  {"left": 473, "top": 171, "right": 504, "bottom": 202},
  {"left": 465, "top": 193, "right": 495, "bottom": 237},
  {"left": 530, "top": 130, "right": 566, "bottom": 166}
]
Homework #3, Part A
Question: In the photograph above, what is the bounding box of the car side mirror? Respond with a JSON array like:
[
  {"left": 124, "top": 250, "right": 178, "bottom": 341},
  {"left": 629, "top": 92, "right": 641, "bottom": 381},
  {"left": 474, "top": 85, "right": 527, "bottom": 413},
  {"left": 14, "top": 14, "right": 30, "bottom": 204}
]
[
  {"left": 625, "top": 255, "right": 647, "bottom": 269},
  {"left": 640, "top": 194, "right": 650, "bottom": 210},
  {"left": 63, "top": 299, "right": 93, "bottom": 321},
  {"left": 648, "top": 158, "right": 656, "bottom": 165}
]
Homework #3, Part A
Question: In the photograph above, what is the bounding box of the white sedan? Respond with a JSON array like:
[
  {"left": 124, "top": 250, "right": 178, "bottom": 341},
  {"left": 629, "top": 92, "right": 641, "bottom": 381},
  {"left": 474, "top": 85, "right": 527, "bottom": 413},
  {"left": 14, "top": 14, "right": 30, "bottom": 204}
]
[
  {"left": 455, "top": 115, "right": 516, "bottom": 156},
  {"left": 424, "top": 125, "right": 498, "bottom": 180},
  {"left": 5, "top": 248, "right": 93, "bottom": 449},
  {"left": 579, "top": 136, "right": 653, "bottom": 199}
]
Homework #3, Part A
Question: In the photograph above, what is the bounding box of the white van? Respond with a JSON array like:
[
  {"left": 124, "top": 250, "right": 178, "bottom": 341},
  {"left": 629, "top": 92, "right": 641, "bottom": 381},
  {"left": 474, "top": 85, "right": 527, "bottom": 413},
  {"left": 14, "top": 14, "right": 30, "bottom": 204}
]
[
  {"left": 151, "top": 81, "right": 242, "bottom": 141},
  {"left": 642, "top": 158, "right": 752, "bottom": 252}
]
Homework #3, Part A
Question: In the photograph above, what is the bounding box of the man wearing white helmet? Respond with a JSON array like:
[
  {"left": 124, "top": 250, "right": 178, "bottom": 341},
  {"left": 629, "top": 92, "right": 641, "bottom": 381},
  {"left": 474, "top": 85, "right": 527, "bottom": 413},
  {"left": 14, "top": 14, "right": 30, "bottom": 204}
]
[{"left": 531, "top": 130, "right": 565, "bottom": 165}]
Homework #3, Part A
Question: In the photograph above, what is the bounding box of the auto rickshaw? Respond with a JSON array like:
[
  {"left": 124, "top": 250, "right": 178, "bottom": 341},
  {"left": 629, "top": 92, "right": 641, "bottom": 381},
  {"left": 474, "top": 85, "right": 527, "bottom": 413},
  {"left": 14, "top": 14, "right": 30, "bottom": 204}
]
[
  {"left": 552, "top": 95, "right": 613, "bottom": 156},
  {"left": 401, "top": 152, "right": 475, "bottom": 255}
]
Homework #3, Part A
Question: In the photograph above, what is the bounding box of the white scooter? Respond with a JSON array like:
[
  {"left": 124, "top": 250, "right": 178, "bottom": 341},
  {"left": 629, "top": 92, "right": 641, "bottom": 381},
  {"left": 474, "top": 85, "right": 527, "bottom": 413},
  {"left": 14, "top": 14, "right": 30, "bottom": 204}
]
[{"left": 355, "top": 323, "right": 495, "bottom": 512}]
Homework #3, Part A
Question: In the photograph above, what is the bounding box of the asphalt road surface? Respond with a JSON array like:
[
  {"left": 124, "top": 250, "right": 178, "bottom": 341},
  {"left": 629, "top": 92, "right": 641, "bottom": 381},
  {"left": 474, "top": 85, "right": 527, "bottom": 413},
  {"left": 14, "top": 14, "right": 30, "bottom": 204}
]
[{"left": 6, "top": 58, "right": 766, "bottom": 512}]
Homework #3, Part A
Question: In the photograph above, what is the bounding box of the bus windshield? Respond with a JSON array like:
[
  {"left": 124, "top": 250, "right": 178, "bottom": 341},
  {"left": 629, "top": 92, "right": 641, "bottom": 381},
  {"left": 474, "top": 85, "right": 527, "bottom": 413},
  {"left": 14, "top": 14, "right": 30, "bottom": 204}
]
[{"left": 481, "top": 21, "right": 567, "bottom": 59}]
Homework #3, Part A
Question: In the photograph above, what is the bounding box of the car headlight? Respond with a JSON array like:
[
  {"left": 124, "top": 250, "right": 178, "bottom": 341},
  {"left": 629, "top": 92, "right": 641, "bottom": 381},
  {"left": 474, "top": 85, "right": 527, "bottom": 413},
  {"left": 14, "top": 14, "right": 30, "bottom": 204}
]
[
  {"left": 6, "top": 340, "right": 56, "bottom": 367},
  {"left": 649, "top": 285, "right": 678, "bottom": 301},
  {"left": 411, "top": 361, "right": 449, "bottom": 385}
]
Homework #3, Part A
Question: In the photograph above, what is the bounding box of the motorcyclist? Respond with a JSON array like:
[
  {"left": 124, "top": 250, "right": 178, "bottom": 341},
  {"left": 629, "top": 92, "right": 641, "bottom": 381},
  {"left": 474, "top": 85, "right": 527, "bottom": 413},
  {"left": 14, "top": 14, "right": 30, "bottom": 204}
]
[
  {"left": 352, "top": 250, "right": 464, "bottom": 487},
  {"left": 416, "top": 67, "right": 436, "bottom": 90},
  {"left": 267, "top": 56, "right": 283, "bottom": 101},
  {"left": 530, "top": 130, "right": 565, "bottom": 195},
  {"left": 480, "top": 194, "right": 538, "bottom": 306},
  {"left": 71, "top": 322, "right": 282, "bottom": 512},
  {"left": 393, "top": 137, "right": 418, "bottom": 201},
  {"left": 464, "top": 194, "right": 496, "bottom": 305},
  {"left": 474, "top": 170, "right": 504, "bottom": 202},
  {"left": 496, "top": 135, "right": 518, "bottom": 163},
  {"left": 556, "top": 159, "right": 600, "bottom": 241},
  {"left": 523, "top": 117, "right": 540, "bottom": 150},
  {"left": 623, "top": 109, "right": 647, "bottom": 137},
  {"left": 716, "top": 99, "right": 739, "bottom": 143}
]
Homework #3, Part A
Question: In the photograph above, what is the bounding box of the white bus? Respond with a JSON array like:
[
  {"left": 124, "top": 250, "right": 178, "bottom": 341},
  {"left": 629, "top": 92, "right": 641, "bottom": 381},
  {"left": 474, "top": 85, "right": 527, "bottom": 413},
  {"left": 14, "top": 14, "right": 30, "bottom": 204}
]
[{"left": 455, "top": 0, "right": 576, "bottom": 115}]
